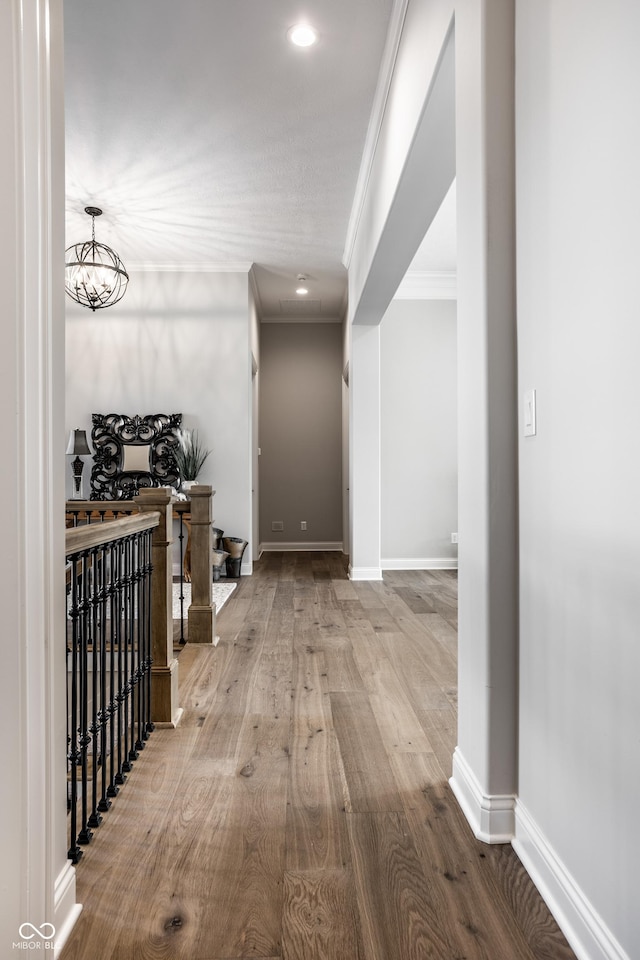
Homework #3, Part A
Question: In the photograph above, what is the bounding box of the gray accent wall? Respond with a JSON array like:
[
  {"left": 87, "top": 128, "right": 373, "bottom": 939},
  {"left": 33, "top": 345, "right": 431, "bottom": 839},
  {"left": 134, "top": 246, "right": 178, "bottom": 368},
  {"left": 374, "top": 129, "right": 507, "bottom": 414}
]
[
  {"left": 259, "top": 322, "right": 343, "bottom": 547},
  {"left": 381, "top": 299, "right": 457, "bottom": 566}
]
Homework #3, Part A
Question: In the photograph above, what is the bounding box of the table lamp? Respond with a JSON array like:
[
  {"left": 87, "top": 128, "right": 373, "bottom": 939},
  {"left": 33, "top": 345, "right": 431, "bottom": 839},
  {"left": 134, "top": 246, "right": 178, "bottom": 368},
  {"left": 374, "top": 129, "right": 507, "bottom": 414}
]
[{"left": 66, "top": 428, "right": 91, "bottom": 499}]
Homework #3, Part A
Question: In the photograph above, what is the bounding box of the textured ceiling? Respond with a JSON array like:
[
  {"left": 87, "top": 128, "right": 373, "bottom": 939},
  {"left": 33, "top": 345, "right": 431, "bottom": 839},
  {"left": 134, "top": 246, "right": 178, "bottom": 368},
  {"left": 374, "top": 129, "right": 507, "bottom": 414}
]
[{"left": 64, "top": 0, "right": 394, "bottom": 319}]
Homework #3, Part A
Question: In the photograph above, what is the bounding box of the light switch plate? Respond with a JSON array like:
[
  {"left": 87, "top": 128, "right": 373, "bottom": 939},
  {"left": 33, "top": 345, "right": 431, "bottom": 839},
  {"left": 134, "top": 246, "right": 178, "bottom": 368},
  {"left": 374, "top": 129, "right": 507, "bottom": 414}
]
[{"left": 524, "top": 389, "right": 536, "bottom": 437}]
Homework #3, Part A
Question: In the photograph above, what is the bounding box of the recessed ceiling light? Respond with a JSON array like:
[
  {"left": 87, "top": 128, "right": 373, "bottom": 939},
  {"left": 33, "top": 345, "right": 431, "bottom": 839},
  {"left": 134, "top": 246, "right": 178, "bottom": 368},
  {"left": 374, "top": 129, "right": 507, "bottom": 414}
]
[
  {"left": 296, "top": 274, "right": 309, "bottom": 295},
  {"left": 287, "top": 23, "right": 318, "bottom": 47}
]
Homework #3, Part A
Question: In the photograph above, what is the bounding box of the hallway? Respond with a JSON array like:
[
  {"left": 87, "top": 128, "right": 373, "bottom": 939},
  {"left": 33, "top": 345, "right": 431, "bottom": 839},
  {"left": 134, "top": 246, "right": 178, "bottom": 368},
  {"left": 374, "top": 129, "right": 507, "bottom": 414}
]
[{"left": 61, "top": 553, "right": 575, "bottom": 960}]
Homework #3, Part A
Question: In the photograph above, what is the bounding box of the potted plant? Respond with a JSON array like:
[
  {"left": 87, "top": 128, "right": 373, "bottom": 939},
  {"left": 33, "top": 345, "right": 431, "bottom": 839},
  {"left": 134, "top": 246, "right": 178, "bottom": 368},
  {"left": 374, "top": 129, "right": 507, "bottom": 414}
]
[{"left": 173, "top": 428, "right": 211, "bottom": 490}]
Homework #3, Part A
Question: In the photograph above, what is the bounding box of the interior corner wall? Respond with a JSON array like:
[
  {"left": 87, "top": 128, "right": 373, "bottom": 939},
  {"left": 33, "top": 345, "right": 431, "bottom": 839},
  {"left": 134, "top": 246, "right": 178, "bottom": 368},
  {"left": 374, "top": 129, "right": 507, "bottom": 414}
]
[
  {"left": 249, "top": 278, "right": 260, "bottom": 562},
  {"left": 514, "top": 2, "right": 640, "bottom": 957},
  {"left": 451, "top": 0, "right": 518, "bottom": 837},
  {"left": 342, "top": 318, "right": 350, "bottom": 556},
  {"left": 65, "top": 270, "right": 253, "bottom": 561},
  {"left": 380, "top": 299, "right": 457, "bottom": 567},
  {"left": 0, "top": 0, "right": 76, "bottom": 951},
  {"left": 259, "top": 322, "right": 343, "bottom": 548}
]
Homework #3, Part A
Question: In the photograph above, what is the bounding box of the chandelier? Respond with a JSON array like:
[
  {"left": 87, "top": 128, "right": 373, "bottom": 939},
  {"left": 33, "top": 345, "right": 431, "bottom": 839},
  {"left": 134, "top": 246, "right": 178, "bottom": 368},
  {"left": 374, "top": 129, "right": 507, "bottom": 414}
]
[{"left": 65, "top": 206, "right": 129, "bottom": 311}]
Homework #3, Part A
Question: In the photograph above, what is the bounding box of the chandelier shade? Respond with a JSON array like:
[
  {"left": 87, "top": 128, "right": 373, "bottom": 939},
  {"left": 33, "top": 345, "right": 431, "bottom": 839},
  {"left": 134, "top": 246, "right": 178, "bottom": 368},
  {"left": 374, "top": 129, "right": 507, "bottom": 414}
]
[{"left": 65, "top": 206, "right": 129, "bottom": 311}]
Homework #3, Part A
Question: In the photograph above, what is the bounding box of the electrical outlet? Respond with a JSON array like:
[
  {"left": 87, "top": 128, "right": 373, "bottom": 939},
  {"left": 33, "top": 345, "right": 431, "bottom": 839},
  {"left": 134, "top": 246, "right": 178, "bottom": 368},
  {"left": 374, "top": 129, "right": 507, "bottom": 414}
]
[
  {"left": 451, "top": 532, "right": 458, "bottom": 544},
  {"left": 300, "top": 521, "right": 307, "bottom": 531},
  {"left": 271, "top": 521, "right": 284, "bottom": 532}
]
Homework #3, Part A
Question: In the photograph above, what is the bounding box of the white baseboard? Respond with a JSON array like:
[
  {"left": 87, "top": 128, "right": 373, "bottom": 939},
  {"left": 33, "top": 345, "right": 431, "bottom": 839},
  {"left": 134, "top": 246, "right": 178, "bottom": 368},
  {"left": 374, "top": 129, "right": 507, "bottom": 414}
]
[
  {"left": 260, "top": 541, "right": 343, "bottom": 552},
  {"left": 382, "top": 557, "right": 458, "bottom": 570},
  {"left": 54, "top": 860, "right": 82, "bottom": 958},
  {"left": 513, "top": 802, "right": 630, "bottom": 960},
  {"left": 449, "top": 747, "right": 515, "bottom": 843},
  {"left": 348, "top": 564, "right": 383, "bottom": 581}
]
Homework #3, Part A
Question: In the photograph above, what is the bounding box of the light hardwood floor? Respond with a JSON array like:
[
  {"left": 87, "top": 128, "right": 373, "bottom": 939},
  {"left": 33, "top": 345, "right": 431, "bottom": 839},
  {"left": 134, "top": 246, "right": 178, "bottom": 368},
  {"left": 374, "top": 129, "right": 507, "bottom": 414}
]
[{"left": 61, "top": 552, "right": 576, "bottom": 960}]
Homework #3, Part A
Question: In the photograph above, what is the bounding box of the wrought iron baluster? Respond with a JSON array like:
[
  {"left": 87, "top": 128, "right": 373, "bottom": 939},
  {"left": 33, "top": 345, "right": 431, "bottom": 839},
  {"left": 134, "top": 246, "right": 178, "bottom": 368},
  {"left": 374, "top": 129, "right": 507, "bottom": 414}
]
[
  {"left": 67, "top": 557, "right": 82, "bottom": 863},
  {"left": 122, "top": 535, "right": 137, "bottom": 770},
  {"left": 97, "top": 541, "right": 112, "bottom": 814},
  {"left": 178, "top": 510, "right": 186, "bottom": 644},
  {"left": 137, "top": 532, "right": 147, "bottom": 747},
  {"left": 114, "top": 543, "right": 126, "bottom": 787},
  {"left": 131, "top": 536, "right": 143, "bottom": 757},
  {"left": 77, "top": 551, "right": 93, "bottom": 846},
  {"left": 143, "top": 529, "right": 154, "bottom": 737},
  {"left": 106, "top": 541, "right": 120, "bottom": 798},
  {"left": 87, "top": 545, "right": 103, "bottom": 831}
]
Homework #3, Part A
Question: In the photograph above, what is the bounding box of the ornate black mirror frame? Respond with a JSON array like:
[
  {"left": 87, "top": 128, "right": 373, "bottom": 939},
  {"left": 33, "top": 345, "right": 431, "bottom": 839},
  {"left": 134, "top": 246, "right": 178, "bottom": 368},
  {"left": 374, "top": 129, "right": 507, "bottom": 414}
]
[{"left": 89, "top": 413, "right": 182, "bottom": 500}]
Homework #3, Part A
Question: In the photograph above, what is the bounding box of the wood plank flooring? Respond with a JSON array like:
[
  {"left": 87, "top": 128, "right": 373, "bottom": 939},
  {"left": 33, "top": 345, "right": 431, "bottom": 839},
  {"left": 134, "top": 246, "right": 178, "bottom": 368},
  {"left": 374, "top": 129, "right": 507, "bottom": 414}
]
[{"left": 61, "top": 552, "right": 576, "bottom": 960}]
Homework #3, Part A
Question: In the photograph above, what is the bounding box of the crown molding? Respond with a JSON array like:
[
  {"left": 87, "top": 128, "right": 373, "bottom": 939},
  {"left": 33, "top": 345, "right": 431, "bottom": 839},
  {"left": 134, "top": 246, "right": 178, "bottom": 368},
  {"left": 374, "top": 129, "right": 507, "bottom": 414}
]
[
  {"left": 126, "top": 261, "right": 253, "bottom": 273},
  {"left": 342, "top": 0, "right": 410, "bottom": 269},
  {"left": 394, "top": 270, "right": 457, "bottom": 300}
]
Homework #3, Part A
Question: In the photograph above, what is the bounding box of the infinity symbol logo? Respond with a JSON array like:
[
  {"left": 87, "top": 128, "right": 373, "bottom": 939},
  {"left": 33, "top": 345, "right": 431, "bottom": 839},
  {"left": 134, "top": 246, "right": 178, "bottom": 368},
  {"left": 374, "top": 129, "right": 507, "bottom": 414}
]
[{"left": 18, "top": 922, "right": 56, "bottom": 941}]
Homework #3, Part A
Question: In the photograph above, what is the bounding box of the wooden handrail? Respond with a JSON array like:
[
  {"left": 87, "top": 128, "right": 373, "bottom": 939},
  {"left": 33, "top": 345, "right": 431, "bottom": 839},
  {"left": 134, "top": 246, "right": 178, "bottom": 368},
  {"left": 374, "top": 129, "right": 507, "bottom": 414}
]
[{"left": 65, "top": 511, "right": 160, "bottom": 556}]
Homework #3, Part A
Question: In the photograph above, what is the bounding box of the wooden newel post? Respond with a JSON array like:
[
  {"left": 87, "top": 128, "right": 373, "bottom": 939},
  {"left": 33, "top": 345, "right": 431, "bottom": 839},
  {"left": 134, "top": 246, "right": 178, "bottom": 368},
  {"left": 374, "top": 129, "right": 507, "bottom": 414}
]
[
  {"left": 136, "top": 487, "right": 182, "bottom": 727},
  {"left": 187, "top": 484, "right": 216, "bottom": 644}
]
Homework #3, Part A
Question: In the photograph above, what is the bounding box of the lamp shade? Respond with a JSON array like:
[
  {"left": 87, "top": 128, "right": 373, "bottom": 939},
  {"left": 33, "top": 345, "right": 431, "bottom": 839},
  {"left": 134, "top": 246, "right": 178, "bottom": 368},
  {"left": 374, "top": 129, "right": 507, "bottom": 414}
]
[{"left": 66, "top": 429, "right": 91, "bottom": 456}]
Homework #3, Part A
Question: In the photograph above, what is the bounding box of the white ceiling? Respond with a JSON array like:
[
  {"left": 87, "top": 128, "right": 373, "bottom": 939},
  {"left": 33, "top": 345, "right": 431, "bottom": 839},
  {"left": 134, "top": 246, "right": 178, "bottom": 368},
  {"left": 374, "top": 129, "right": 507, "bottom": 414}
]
[{"left": 64, "top": 0, "right": 394, "bottom": 319}]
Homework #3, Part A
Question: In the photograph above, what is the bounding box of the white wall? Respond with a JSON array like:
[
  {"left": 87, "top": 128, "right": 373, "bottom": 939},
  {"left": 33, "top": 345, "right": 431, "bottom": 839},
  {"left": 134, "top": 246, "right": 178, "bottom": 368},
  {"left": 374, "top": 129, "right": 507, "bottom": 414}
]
[
  {"left": 380, "top": 299, "right": 457, "bottom": 567},
  {"left": 514, "top": 2, "right": 640, "bottom": 957},
  {"left": 66, "top": 268, "right": 254, "bottom": 570}
]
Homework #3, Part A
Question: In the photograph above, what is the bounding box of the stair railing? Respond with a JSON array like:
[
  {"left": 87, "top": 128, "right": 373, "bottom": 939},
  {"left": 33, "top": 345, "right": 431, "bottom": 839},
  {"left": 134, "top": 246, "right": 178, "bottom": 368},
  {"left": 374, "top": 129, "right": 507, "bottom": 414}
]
[{"left": 65, "top": 511, "right": 158, "bottom": 862}]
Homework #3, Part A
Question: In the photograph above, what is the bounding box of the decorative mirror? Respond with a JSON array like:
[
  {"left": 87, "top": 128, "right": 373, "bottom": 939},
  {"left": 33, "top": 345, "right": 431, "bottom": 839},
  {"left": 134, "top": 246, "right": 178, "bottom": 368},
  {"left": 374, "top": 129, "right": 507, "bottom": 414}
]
[{"left": 90, "top": 413, "right": 182, "bottom": 500}]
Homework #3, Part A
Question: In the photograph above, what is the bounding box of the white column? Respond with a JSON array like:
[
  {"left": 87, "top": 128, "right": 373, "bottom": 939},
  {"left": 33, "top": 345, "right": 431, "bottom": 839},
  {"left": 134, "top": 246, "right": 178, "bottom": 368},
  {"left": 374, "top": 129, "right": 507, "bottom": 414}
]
[
  {"left": 449, "top": 0, "right": 519, "bottom": 842},
  {"left": 348, "top": 323, "right": 382, "bottom": 580},
  {"left": 0, "top": 0, "right": 79, "bottom": 954}
]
